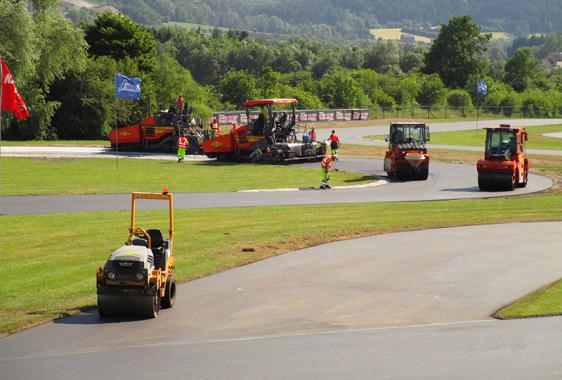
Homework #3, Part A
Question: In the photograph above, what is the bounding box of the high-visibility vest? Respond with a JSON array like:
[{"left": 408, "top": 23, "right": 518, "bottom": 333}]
[
  {"left": 310, "top": 130, "right": 317, "bottom": 140},
  {"left": 321, "top": 156, "right": 333, "bottom": 170},
  {"left": 178, "top": 136, "right": 188, "bottom": 149},
  {"left": 330, "top": 134, "right": 339, "bottom": 142}
]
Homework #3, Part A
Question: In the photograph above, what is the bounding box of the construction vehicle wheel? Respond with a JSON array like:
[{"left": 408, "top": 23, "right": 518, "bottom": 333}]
[
  {"left": 478, "top": 173, "right": 490, "bottom": 191},
  {"left": 509, "top": 172, "right": 517, "bottom": 191},
  {"left": 161, "top": 276, "right": 177, "bottom": 309},
  {"left": 97, "top": 295, "right": 112, "bottom": 318},
  {"left": 386, "top": 170, "right": 393, "bottom": 178},
  {"left": 142, "top": 291, "right": 160, "bottom": 319},
  {"left": 419, "top": 165, "right": 429, "bottom": 180}
]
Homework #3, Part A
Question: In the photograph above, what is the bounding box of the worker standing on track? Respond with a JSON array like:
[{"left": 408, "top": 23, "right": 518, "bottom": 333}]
[
  {"left": 329, "top": 129, "right": 340, "bottom": 158},
  {"left": 177, "top": 133, "right": 188, "bottom": 163},
  {"left": 320, "top": 155, "right": 335, "bottom": 189},
  {"left": 210, "top": 117, "right": 219, "bottom": 138},
  {"left": 309, "top": 127, "right": 317, "bottom": 142},
  {"left": 176, "top": 95, "right": 184, "bottom": 114}
]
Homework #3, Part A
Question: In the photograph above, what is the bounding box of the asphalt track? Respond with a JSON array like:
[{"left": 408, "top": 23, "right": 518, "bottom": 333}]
[
  {"left": 1, "top": 118, "right": 561, "bottom": 378},
  {"left": 2, "top": 222, "right": 562, "bottom": 379},
  {"left": 0, "top": 157, "right": 553, "bottom": 215}
]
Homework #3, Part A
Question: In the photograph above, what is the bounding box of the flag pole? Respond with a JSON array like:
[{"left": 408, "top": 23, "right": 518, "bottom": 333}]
[{"left": 114, "top": 73, "right": 119, "bottom": 169}]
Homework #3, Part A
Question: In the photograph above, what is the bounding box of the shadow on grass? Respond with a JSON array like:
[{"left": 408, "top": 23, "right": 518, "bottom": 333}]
[{"left": 343, "top": 175, "right": 378, "bottom": 183}]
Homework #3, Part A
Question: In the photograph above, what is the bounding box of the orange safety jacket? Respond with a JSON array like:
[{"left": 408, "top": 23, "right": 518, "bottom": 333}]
[
  {"left": 178, "top": 136, "right": 188, "bottom": 149},
  {"left": 321, "top": 156, "right": 333, "bottom": 170},
  {"left": 310, "top": 130, "right": 317, "bottom": 140},
  {"left": 330, "top": 133, "right": 339, "bottom": 142}
]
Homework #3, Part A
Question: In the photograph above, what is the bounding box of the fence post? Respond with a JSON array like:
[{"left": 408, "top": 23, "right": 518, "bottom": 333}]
[
  {"left": 411, "top": 106, "right": 414, "bottom": 119},
  {"left": 445, "top": 105, "right": 448, "bottom": 119}
]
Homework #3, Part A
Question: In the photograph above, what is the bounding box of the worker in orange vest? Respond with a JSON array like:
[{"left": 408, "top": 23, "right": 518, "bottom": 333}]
[
  {"left": 329, "top": 129, "right": 340, "bottom": 158},
  {"left": 176, "top": 95, "right": 184, "bottom": 113},
  {"left": 177, "top": 133, "right": 188, "bottom": 162},
  {"left": 309, "top": 127, "right": 317, "bottom": 142},
  {"left": 320, "top": 155, "right": 335, "bottom": 189},
  {"left": 210, "top": 117, "right": 219, "bottom": 138}
]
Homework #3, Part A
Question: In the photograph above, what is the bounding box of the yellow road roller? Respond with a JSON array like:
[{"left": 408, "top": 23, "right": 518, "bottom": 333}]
[{"left": 96, "top": 190, "right": 176, "bottom": 318}]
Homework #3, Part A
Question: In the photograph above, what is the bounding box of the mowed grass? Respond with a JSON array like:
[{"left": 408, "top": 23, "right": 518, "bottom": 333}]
[
  {"left": 364, "top": 124, "right": 562, "bottom": 150},
  {"left": 0, "top": 158, "right": 374, "bottom": 196},
  {"left": 495, "top": 280, "right": 562, "bottom": 319},
  {"left": 2, "top": 140, "right": 109, "bottom": 146},
  {"left": 1, "top": 191, "right": 561, "bottom": 334}
]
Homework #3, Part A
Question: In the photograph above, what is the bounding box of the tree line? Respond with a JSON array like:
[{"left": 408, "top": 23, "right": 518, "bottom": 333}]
[
  {"left": 67, "top": 0, "right": 562, "bottom": 39},
  {"left": 1, "top": 2, "right": 562, "bottom": 140}
]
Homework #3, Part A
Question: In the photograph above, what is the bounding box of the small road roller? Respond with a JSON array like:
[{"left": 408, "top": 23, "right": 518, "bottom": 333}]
[
  {"left": 383, "top": 122, "right": 430, "bottom": 180},
  {"left": 477, "top": 124, "right": 530, "bottom": 191},
  {"left": 96, "top": 191, "right": 176, "bottom": 318}
]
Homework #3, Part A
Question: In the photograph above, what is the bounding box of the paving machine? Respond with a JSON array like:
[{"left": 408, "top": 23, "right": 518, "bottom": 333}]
[
  {"left": 108, "top": 109, "right": 206, "bottom": 154},
  {"left": 477, "top": 124, "right": 529, "bottom": 191},
  {"left": 202, "top": 98, "right": 326, "bottom": 163},
  {"left": 96, "top": 191, "right": 176, "bottom": 318},
  {"left": 383, "top": 122, "right": 430, "bottom": 180}
]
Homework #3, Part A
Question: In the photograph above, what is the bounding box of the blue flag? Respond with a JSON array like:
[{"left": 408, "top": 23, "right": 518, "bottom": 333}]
[
  {"left": 115, "top": 73, "right": 142, "bottom": 100},
  {"left": 477, "top": 79, "right": 487, "bottom": 95}
]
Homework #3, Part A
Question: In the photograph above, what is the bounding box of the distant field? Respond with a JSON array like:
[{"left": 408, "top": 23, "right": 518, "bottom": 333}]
[
  {"left": 369, "top": 28, "right": 432, "bottom": 44},
  {"left": 369, "top": 28, "right": 510, "bottom": 43},
  {"left": 163, "top": 21, "right": 229, "bottom": 32},
  {"left": 489, "top": 31, "right": 511, "bottom": 40}
]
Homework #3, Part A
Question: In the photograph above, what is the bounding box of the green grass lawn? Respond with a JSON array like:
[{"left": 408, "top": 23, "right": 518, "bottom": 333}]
[
  {"left": 0, "top": 158, "right": 374, "bottom": 196},
  {"left": 364, "top": 124, "right": 562, "bottom": 150},
  {"left": 1, "top": 146, "right": 561, "bottom": 334},
  {"left": 1, "top": 192, "right": 561, "bottom": 335},
  {"left": 2, "top": 140, "right": 109, "bottom": 146},
  {"left": 495, "top": 280, "right": 562, "bottom": 319}
]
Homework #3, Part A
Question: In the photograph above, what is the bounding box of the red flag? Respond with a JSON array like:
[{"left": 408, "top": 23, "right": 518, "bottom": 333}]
[{"left": 1, "top": 59, "right": 30, "bottom": 120}]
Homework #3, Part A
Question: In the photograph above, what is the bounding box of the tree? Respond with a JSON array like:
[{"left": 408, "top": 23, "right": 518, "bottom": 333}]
[
  {"left": 84, "top": 12, "right": 157, "bottom": 72},
  {"left": 280, "top": 85, "right": 323, "bottom": 109},
  {"left": 364, "top": 40, "right": 399, "bottom": 73},
  {"left": 504, "top": 48, "right": 543, "bottom": 92},
  {"left": 318, "top": 70, "right": 369, "bottom": 108},
  {"left": 218, "top": 70, "right": 256, "bottom": 107},
  {"left": 1, "top": 2, "right": 87, "bottom": 139},
  {"left": 447, "top": 89, "right": 473, "bottom": 116},
  {"left": 50, "top": 57, "right": 115, "bottom": 139},
  {"left": 399, "top": 45, "right": 424, "bottom": 73},
  {"left": 417, "top": 74, "right": 446, "bottom": 107},
  {"left": 256, "top": 68, "right": 281, "bottom": 99},
  {"left": 424, "top": 15, "right": 491, "bottom": 88}
]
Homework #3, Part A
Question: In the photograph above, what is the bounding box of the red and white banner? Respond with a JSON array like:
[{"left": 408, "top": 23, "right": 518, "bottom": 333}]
[{"left": 1, "top": 59, "right": 30, "bottom": 120}]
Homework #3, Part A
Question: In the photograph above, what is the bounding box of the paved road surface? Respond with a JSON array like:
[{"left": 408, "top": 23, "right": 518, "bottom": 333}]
[
  {"left": 0, "top": 157, "right": 552, "bottom": 215},
  {"left": 2, "top": 222, "right": 562, "bottom": 379},
  {"left": 3, "top": 119, "right": 561, "bottom": 158},
  {"left": 329, "top": 118, "right": 562, "bottom": 146}
]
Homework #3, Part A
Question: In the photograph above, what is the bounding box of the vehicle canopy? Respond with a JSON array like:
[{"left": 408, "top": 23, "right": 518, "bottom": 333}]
[
  {"left": 483, "top": 124, "right": 527, "bottom": 159},
  {"left": 243, "top": 98, "right": 298, "bottom": 107},
  {"left": 388, "top": 123, "right": 429, "bottom": 144}
]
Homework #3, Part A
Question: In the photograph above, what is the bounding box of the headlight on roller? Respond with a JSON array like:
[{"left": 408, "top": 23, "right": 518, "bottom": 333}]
[
  {"left": 136, "top": 273, "right": 144, "bottom": 280},
  {"left": 107, "top": 272, "right": 116, "bottom": 280}
]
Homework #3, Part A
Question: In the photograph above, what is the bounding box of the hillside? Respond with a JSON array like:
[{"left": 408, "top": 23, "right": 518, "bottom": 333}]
[{"left": 72, "top": 0, "right": 562, "bottom": 38}]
